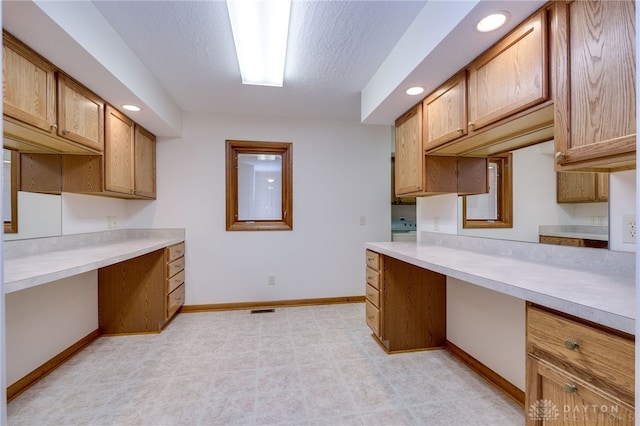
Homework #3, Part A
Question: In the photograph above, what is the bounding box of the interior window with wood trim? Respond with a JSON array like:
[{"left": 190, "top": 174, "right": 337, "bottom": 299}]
[
  {"left": 462, "top": 153, "right": 512, "bottom": 229},
  {"left": 226, "top": 140, "right": 293, "bottom": 231}
]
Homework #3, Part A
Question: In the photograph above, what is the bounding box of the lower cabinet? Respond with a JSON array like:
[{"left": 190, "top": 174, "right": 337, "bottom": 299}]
[
  {"left": 525, "top": 304, "right": 634, "bottom": 425},
  {"left": 365, "top": 249, "right": 446, "bottom": 352},
  {"left": 98, "top": 242, "right": 185, "bottom": 334}
]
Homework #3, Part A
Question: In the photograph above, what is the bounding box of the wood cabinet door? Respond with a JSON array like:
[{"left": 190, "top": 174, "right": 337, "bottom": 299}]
[
  {"left": 596, "top": 173, "right": 609, "bottom": 202},
  {"left": 134, "top": 125, "right": 156, "bottom": 199},
  {"left": 3, "top": 31, "right": 56, "bottom": 133},
  {"left": 423, "top": 71, "right": 467, "bottom": 150},
  {"left": 105, "top": 105, "right": 134, "bottom": 194},
  {"left": 526, "top": 356, "right": 634, "bottom": 425},
  {"left": 554, "top": 0, "right": 636, "bottom": 171},
  {"left": 468, "top": 9, "right": 548, "bottom": 131},
  {"left": 394, "top": 104, "right": 423, "bottom": 195},
  {"left": 57, "top": 74, "right": 104, "bottom": 152},
  {"left": 556, "top": 172, "right": 597, "bottom": 203}
]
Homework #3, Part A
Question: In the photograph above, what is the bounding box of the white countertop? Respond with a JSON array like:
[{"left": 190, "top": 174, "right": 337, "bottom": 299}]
[
  {"left": 365, "top": 240, "right": 635, "bottom": 334},
  {"left": 4, "top": 229, "right": 184, "bottom": 294}
]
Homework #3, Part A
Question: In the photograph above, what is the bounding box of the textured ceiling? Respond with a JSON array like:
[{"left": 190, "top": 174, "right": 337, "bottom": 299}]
[{"left": 91, "top": 0, "right": 427, "bottom": 122}]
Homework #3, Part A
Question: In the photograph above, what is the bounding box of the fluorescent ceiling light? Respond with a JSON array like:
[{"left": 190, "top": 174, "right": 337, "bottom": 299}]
[
  {"left": 476, "top": 13, "right": 508, "bottom": 32},
  {"left": 226, "top": 0, "right": 291, "bottom": 87}
]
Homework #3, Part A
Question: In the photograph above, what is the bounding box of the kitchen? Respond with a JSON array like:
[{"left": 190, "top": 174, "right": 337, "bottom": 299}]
[{"left": 1, "top": 0, "right": 638, "bottom": 425}]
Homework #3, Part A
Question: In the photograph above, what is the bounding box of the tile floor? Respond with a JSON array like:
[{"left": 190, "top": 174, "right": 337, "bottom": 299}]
[{"left": 7, "top": 303, "right": 524, "bottom": 425}]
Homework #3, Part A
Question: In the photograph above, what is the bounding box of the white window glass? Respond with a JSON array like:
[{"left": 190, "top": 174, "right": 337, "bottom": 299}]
[
  {"left": 237, "top": 153, "right": 282, "bottom": 220},
  {"left": 466, "top": 162, "right": 498, "bottom": 220}
]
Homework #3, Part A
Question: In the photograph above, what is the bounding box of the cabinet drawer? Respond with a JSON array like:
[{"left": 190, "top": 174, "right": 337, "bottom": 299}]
[
  {"left": 365, "top": 250, "right": 380, "bottom": 271},
  {"left": 167, "top": 242, "right": 185, "bottom": 262},
  {"left": 527, "top": 305, "right": 634, "bottom": 399},
  {"left": 365, "top": 284, "right": 380, "bottom": 308},
  {"left": 167, "top": 269, "right": 185, "bottom": 294},
  {"left": 167, "top": 283, "right": 185, "bottom": 319},
  {"left": 365, "top": 300, "right": 380, "bottom": 337},
  {"left": 167, "top": 256, "right": 185, "bottom": 278},
  {"left": 366, "top": 267, "right": 380, "bottom": 290}
]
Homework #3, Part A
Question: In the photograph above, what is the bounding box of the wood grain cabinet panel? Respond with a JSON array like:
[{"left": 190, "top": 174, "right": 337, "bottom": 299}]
[
  {"left": 423, "top": 71, "right": 467, "bottom": 151},
  {"left": 554, "top": 0, "right": 636, "bottom": 171},
  {"left": 557, "top": 172, "right": 608, "bottom": 203},
  {"left": 468, "top": 9, "right": 548, "bottom": 132},
  {"left": 365, "top": 250, "right": 446, "bottom": 353},
  {"left": 395, "top": 104, "right": 424, "bottom": 196},
  {"left": 57, "top": 74, "right": 104, "bottom": 152},
  {"left": 98, "top": 242, "right": 186, "bottom": 334},
  {"left": 2, "top": 31, "right": 56, "bottom": 133},
  {"left": 525, "top": 304, "right": 635, "bottom": 425},
  {"left": 526, "top": 356, "right": 634, "bottom": 425},
  {"left": 134, "top": 125, "right": 156, "bottom": 199},
  {"left": 105, "top": 105, "right": 135, "bottom": 195}
]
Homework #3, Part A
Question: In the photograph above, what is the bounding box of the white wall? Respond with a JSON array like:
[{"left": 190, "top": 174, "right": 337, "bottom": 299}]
[
  {"left": 4, "top": 192, "right": 62, "bottom": 241},
  {"left": 609, "top": 170, "right": 637, "bottom": 252},
  {"left": 5, "top": 272, "right": 98, "bottom": 386},
  {"left": 447, "top": 277, "right": 525, "bottom": 390},
  {"left": 126, "top": 113, "right": 392, "bottom": 304}
]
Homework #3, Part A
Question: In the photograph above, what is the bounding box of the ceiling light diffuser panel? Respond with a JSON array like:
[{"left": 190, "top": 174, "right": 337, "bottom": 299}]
[{"left": 226, "top": 0, "right": 292, "bottom": 87}]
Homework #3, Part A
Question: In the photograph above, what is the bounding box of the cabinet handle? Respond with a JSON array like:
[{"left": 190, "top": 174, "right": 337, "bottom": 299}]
[
  {"left": 563, "top": 383, "right": 578, "bottom": 394},
  {"left": 63, "top": 129, "right": 70, "bottom": 135},
  {"left": 50, "top": 124, "right": 58, "bottom": 131},
  {"left": 468, "top": 122, "right": 475, "bottom": 128},
  {"left": 564, "top": 340, "right": 579, "bottom": 351},
  {"left": 555, "top": 152, "right": 566, "bottom": 161},
  {"left": 367, "top": 315, "right": 374, "bottom": 320},
  {"left": 456, "top": 127, "right": 463, "bottom": 133}
]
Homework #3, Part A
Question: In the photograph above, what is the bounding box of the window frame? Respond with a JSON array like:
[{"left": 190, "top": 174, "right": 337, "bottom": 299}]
[
  {"left": 462, "top": 153, "right": 513, "bottom": 229},
  {"left": 226, "top": 140, "right": 293, "bottom": 231}
]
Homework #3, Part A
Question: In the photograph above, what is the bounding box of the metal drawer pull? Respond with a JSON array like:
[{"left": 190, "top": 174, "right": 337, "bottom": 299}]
[
  {"left": 564, "top": 340, "right": 579, "bottom": 351},
  {"left": 563, "top": 383, "right": 578, "bottom": 394}
]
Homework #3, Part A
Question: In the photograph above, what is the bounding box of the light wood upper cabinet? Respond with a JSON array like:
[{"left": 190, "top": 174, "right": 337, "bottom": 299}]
[
  {"left": 395, "top": 104, "right": 424, "bottom": 195},
  {"left": 2, "top": 31, "right": 56, "bottom": 133},
  {"left": 468, "top": 9, "right": 548, "bottom": 132},
  {"left": 557, "top": 172, "right": 608, "bottom": 203},
  {"left": 395, "top": 103, "right": 487, "bottom": 197},
  {"left": 554, "top": 0, "right": 636, "bottom": 171},
  {"left": 423, "top": 71, "right": 467, "bottom": 150},
  {"left": 57, "top": 74, "right": 104, "bottom": 152},
  {"left": 134, "top": 125, "right": 156, "bottom": 199},
  {"left": 105, "top": 105, "right": 135, "bottom": 195}
]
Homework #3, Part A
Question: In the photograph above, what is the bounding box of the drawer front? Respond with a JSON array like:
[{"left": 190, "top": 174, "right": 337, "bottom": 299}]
[
  {"left": 527, "top": 306, "right": 634, "bottom": 398},
  {"left": 365, "top": 250, "right": 380, "bottom": 271},
  {"left": 365, "top": 300, "right": 380, "bottom": 337},
  {"left": 167, "top": 256, "right": 185, "bottom": 278},
  {"left": 167, "top": 283, "right": 185, "bottom": 319},
  {"left": 366, "top": 267, "right": 380, "bottom": 290},
  {"left": 167, "top": 269, "right": 185, "bottom": 294},
  {"left": 167, "top": 242, "right": 185, "bottom": 262},
  {"left": 365, "top": 284, "right": 380, "bottom": 308}
]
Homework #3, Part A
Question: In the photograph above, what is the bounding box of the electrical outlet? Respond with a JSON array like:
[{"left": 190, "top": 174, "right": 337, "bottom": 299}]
[
  {"left": 434, "top": 216, "right": 440, "bottom": 231},
  {"left": 107, "top": 216, "right": 117, "bottom": 229},
  {"left": 268, "top": 275, "right": 276, "bottom": 285},
  {"left": 623, "top": 215, "right": 636, "bottom": 244},
  {"left": 359, "top": 216, "right": 366, "bottom": 226}
]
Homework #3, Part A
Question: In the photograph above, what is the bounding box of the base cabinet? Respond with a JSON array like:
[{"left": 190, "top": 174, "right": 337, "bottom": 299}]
[
  {"left": 525, "top": 304, "right": 634, "bottom": 425},
  {"left": 365, "top": 250, "right": 446, "bottom": 353},
  {"left": 98, "top": 242, "right": 185, "bottom": 334}
]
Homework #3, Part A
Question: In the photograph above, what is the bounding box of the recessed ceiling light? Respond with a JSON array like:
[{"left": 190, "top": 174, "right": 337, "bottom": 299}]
[
  {"left": 406, "top": 86, "right": 425, "bottom": 96},
  {"left": 476, "top": 13, "right": 508, "bottom": 32},
  {"left": 122, "top": 104, "right": 141, "bottom": 112}
]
